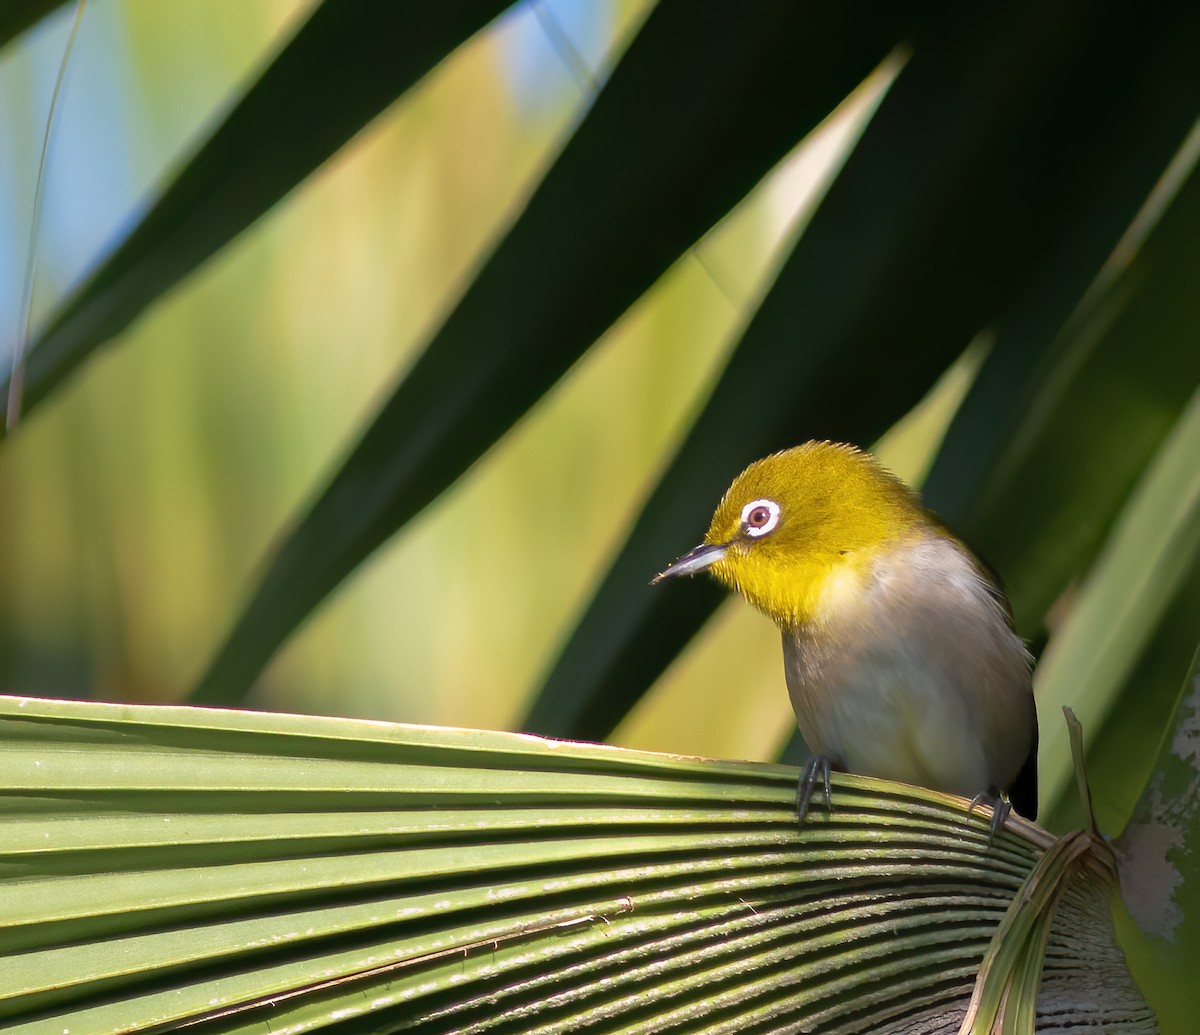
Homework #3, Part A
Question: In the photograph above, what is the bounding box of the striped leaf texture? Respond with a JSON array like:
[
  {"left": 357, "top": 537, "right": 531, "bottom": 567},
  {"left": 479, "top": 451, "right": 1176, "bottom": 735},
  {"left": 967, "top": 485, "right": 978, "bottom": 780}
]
[{"left": 0, "top": 696, "right": 1151, "bottom": 1034}]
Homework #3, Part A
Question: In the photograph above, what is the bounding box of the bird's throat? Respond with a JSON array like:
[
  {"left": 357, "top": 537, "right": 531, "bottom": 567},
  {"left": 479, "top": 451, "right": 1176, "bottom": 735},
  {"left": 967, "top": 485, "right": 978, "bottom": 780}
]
[{"left": 716, "top": 549, "right": 875, "bottom": 631}]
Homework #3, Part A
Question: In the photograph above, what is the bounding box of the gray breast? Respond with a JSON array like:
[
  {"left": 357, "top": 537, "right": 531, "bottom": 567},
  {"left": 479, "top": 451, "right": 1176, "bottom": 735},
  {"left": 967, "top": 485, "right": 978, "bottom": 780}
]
[{"left": 781, "top": 533, "right": 1034, "bottom": 799}]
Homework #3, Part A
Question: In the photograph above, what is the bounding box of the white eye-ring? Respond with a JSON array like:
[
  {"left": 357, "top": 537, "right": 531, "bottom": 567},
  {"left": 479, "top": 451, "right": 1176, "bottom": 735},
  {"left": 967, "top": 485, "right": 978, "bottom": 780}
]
[{"left": 740, "top": 498, "right": 781, "bottom": 538}]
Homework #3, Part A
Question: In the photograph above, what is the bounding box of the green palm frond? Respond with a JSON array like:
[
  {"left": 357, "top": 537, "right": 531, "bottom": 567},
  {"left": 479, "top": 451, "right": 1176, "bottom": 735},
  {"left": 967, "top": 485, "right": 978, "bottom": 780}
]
[{"left": 0, "top": 695, "right": 1150, "bottom": 1033}]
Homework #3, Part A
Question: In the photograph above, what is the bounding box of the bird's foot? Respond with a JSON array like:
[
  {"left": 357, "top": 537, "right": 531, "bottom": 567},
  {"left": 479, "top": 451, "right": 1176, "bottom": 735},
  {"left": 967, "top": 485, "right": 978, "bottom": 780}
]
[
  {"left": 796, "top": 756, "right": 834, "bottom": 825},
  {"left": 968, "top": 787, "right": 1012, "bottom": 844}
]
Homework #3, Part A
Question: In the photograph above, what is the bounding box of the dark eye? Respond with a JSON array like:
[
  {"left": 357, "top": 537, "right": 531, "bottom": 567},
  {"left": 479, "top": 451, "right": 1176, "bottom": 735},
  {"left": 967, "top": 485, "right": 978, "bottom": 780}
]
[{"left": 739, "top": 498, "right": 780, "bottom": 538}]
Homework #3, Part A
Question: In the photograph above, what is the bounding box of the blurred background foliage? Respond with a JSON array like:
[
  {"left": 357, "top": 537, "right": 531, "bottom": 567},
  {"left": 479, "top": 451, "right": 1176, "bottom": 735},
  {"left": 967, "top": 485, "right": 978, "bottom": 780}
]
[
  {"left": 2, "top": 0, "right": 737, "bottom": 734},
  {"left": 0, "top": 0, "right": 1197, "bottom": 844}
]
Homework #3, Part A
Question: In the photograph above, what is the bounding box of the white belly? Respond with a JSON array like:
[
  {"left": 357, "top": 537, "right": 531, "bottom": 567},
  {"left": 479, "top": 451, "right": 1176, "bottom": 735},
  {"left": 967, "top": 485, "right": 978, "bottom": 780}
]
[{"left": 782, "top": 534, "right": 1034, "bottom": 799}]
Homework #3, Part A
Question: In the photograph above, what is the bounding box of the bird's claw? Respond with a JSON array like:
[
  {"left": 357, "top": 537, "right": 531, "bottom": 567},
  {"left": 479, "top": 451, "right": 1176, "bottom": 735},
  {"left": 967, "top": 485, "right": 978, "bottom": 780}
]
[
  {"left": 796, "top": 756, "right": 834, "bottom": 824},
  {"left": 968, "top": 788, "right": 1012, "bottom": 845}
]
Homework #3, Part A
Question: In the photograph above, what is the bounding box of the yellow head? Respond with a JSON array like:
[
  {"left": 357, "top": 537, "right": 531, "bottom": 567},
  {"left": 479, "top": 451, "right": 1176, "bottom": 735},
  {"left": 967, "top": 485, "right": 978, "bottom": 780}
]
[{"left": 654, "top": 442, "right": 927, "bottom": 626}]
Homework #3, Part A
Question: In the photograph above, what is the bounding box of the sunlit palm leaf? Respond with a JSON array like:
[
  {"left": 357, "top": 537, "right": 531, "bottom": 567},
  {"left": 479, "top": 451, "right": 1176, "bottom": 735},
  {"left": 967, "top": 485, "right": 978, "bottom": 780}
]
[{"left": 0, "top": 695, "right": 1150, "bottom": 1033}]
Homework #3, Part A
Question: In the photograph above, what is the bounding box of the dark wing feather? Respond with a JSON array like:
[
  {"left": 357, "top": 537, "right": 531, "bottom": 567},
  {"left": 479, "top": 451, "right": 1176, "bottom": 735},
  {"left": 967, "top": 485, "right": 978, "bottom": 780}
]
[{"left": 1007, "top": 706, "right": 1039, "bottom": 820}]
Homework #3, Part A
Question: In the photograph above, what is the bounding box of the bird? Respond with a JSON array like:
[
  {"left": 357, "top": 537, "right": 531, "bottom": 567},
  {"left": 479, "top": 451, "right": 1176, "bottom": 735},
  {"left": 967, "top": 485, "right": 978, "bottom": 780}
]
[{"left": 653, "top": 441, "right": 1038, "bottom": 837}]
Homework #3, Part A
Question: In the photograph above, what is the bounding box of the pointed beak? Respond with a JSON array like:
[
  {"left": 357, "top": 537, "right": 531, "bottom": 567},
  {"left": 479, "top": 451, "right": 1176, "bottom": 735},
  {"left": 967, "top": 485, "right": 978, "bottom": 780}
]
[{"left": 651, "top": 541, "right": 728, "bottom": 584}]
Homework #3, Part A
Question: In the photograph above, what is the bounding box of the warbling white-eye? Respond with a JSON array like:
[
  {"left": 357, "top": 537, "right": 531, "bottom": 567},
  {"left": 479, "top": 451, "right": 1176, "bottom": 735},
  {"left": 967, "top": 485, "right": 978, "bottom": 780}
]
[{"left": 654, "top": 441, "right": 1038, "bottom": 836}]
